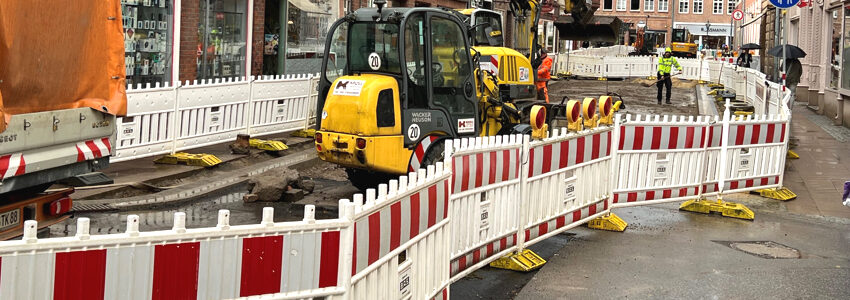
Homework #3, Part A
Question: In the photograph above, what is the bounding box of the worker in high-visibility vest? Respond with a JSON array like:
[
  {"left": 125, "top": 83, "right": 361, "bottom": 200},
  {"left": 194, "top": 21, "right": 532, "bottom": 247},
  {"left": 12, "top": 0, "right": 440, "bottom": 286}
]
[
  {"left": 656, "top": 47, "right": 681, "bottom": 104},
  {"left": 536, "top": 51, "right": 553, "bottom": 103}
]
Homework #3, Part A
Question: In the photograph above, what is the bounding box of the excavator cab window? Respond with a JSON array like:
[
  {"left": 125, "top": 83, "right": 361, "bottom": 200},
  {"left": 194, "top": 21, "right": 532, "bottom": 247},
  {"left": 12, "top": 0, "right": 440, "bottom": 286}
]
[
  {"left": 404, "top": 14, "right": 429, "bottom": 108},
  {"left": 472, "top": 11, "right": 503, "bottom": 47},
  {"left": 349, "top": 23, "right": 402, "bottom": 74},
  {"left": 429, "top": 16, "right": 476, "bottom": 122}
]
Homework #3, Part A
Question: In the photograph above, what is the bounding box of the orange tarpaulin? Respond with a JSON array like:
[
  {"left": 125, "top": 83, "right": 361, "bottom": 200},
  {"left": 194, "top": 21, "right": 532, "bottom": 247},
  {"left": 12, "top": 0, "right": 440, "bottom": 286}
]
[{"left": 0, "top": 0, "right": 127, "bottom": 133}]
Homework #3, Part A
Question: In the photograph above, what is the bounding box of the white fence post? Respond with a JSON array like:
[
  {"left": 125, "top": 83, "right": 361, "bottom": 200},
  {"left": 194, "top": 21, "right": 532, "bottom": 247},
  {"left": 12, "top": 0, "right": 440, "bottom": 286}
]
[{"left": 515, "top": 134, "right": 531, "bottom": 253}]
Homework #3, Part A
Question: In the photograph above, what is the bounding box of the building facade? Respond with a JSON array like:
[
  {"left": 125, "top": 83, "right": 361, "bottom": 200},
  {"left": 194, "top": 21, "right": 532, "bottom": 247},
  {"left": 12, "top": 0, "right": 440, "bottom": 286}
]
[
  {"left": 773, "top": 0, "right": 850, "bottom": 129},
  {"left": 594, "top": 0, "right": 740, "bottom": 48}
]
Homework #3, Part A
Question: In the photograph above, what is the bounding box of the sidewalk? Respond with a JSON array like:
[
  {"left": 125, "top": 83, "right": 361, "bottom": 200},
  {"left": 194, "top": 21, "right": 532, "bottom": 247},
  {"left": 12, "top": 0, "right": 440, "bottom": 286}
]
[{"left": 782, "top": 105, "right": 850, "bottom": 219}]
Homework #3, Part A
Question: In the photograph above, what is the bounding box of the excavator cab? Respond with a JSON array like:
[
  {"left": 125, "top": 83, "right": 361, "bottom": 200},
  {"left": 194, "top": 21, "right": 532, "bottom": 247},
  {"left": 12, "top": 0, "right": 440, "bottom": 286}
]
[{"left": 316, "top": 7, "right": 481, "bottom": 179}]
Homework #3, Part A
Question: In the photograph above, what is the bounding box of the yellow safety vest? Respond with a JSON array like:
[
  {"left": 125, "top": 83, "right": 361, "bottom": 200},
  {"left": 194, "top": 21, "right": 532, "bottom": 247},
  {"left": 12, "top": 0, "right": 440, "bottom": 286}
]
[{"left": 657, "top": 56, "right": 681, "bottom": 75}]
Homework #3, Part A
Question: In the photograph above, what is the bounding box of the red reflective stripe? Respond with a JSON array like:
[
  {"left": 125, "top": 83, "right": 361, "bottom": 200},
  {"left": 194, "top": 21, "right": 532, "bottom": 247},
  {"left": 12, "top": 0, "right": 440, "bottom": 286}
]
[
  {"left": 646, "top": 191, "right": 655, "bottom": 200},
  {"left": 351, "top": 226, "right": 357, "bottom": 276},
  {"left": 501, "top": 150, "right": 510, "bottom": 181},
  {"left": 240, "top": 236, "right": 283, "bottom": 296},
  {"left": 475, "top": 153, "right": 483, "bottom": 188},
  {"left": 780, "top": 124, "right": 787, "bottom": 142},
  {"left": 85, "top": 140, "right": 102, "bottom": 158},
  {"left": 572, "top": 210, "right": 581, "bottom": 222},
  {"left": 390, "top": 202, "right": 402, "bottom": 250},
  {"left": 54, "top": 249, "right": 107, "bottom": 300},
  {"left": 461, "top": 155, "right": 470, "bottom": 191},
  {"left": 685, "top": 127, "right": 695, "bottom": 148},
  {"left": 368, "top": 213, "right": 381, "bottom": 264},
  {"left": 101, "top": 138, "right": 112, "bottom": 153},
  {"left": 761, "top": 177, "right": 769, "bottom": 186},
  {"left": 542, "top": 145, "right": 552, "bottom": 173},
  {"left": 700, "top": 127, "right": 707, "bottom": 147},
  {"left": 663, "top": 190, "right": 672, "bottom": 198},
  {"left": 0, "top": 155, "right": 9, "bottom": 179},
  {"left": 591, "top": 133, "right": 600, "bottom": 159},
  {"left": 751, "top": 124, "right": 761, "bottom": 145},
  {"left": 444, "top": 180, "right": 450, "bottom": 218},
  {"left": 559, "top": 141, "right": 569, "bottom": 168},
  {"left": 556, "top": 215, "right": 565, "bottom": 228},
  {"left": 775, "top": 176, "right": 780, "bottom": 184},
  {"left": 766, "top": 124, "right": 776, "bottom": 143},
  {"left": 524, "top": 229, "right": 531, "bottom": 242},
  {"left": 515, "top": 150, "right": 521, "bottom": 178},
  {"left": 707, "top": 126, "right": 714, "bottom": 147},
  {"left": 679, "top": 188, "right": 687, "bottom": 197},
  {"left": 575, "top": 137, "right": 585, "bottom": 164},
  {"left": 730, "top": 181, "right": 739, "bottom": 189},
  {"left": 627, "top": 193, "right": 637, "bottom": 202},
  {"left": 319, "top": 231, "right": 341, "bottom": 288},
  {"left": 428, "top": 185, "right": 438, "bottom": 226},
  {"left": 539, "top": 222, "right": 548, "bottom": 237},
  {"left": 528, "top": 148, "right": 535, "bottom": 177},
  {"left": 604, "top": 198, "right": 609, "bottom": 210},
  {"left": 607, "top": 131, "right": 612, "bottom": 156},
  {"left": 14, "top": 156, "right": 25, "bottom": 176},
  {"left": 458, "top": 256, "right": 467, "bottom": 272},
  {"left": 633, "top": 127, "right": 644, "bottom": 150},
  {"left": 613, "top": 194, "right": 619, "bottom": 203},
  {"left": 487, "top": 243, "right": 494, "bottom": 256},
  {"left": 409, "top": 193, "right": 420, "bottom": 238},
  {"left": 500, "top": 237, "right": 507, "bottom": 250},
  {"left": 414, "top": 144, "right": 425, "bottom": 163},
  {"left": 736, "top": 125, "right": 745, "bottom": 145},
  {"left": 746, "top": 179, "right": 754, "bottom": 187},
  {"left": 488, "top": 151, "right": 497, "bottom": 184},
  {"left": 588, "top": 203, "right": 597, "bottom": 215},
  {"left": 473, "top": 249, "right": 480, "bottom": 264},
  {"left": 152, "top": 243, "right": 200, "bottom": 300},
  {"left": 668, "top": 126, "right": 679, "bottom": 149},
  {"left": 651, "top": 127, "right": 662, "bottom": 149},
  {"left": 618, "top": 125, "right": 626, "bottom": 150}
]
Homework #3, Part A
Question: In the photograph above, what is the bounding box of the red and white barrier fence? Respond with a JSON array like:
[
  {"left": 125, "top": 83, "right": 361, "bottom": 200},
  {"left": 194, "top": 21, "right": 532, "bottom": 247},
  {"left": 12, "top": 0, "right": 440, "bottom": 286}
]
[{"left": 0, "top": 93, "right": 793, "bottom": 300}]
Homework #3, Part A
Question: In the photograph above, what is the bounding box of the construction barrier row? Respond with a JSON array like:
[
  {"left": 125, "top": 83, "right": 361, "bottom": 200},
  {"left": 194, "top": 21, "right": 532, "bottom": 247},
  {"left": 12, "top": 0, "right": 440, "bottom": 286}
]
[
  {"left": 114, "top": 74, "right": 319, "bottom": 162},
  {"left": 0, "top": 92, "right": 792, "bottom": 299}
]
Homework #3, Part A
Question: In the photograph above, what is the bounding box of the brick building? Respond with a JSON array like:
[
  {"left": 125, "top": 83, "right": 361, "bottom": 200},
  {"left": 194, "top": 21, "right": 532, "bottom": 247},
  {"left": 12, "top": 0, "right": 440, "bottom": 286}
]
[{"left": 593, "top": 0, "right": 740, "bottom": 48}]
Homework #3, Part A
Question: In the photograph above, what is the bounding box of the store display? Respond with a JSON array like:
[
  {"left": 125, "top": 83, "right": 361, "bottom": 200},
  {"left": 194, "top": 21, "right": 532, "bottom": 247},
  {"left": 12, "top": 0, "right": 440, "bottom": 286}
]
[
  {"left": 122, "top": 0, "right": 172, "bottom": 86},
  {"left": 197, "top": 0, "right": 248, "bottom": 80}
]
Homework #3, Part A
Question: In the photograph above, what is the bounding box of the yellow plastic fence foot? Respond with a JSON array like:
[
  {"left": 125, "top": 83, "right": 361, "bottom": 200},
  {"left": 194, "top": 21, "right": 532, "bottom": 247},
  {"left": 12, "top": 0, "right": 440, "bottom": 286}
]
[
  {"left": 708, "top": 83, "right": 724, "bottom": 89},
  {"left": 707, "top": 89, "right": 718, "bottom": 95},
  {"left": 154, "top": 153, "right": 222, "bottom": 167},
  {"left": 249, "top": 139, "right": 289, "bottom": 151},
  {"left": 787, "top": 150, "right": 800, "bottom": 159},
  {"left": 752, "top": 187, "right": 798, "bottom": 201},
  {"left": 587, "top": 213, "right": 628, "bottom": 232},
  {"left": 597, "top": 77, "right": 607, "bottom": 81},
  {"left": 290, "top": 128, "right": 317, "bottom": 138},
  {"left": 489, "top": 249, "right": 546, "bottom": 272},
  {"left": 679, "top": 199, "right": 755, "bottom": 220},
  {"left": 698, "top": 80, "right": 707, "bottom": 84}
]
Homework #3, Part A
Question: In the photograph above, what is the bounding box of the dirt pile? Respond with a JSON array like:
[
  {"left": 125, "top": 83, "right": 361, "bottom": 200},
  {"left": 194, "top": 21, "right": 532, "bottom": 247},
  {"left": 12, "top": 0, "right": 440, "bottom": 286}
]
[{"left": 244, "top": 168, "right": 317, "bottom": 202}]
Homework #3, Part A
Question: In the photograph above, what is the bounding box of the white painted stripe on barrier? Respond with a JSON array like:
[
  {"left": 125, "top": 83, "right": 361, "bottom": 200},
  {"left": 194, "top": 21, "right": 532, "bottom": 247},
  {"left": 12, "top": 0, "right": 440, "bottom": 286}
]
[{"left": 104, "top": 246, "right": 155, "bottom": 299}]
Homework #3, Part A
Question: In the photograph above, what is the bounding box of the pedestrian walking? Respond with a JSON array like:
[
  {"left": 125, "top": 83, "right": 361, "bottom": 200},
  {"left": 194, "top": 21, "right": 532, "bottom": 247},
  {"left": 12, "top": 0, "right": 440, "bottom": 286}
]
[
  {"left": 737, "top": 50, "right": 753, "bottom": 68},
  {"left": 656, "top": 47, "right": 681, "bottom": 104},
  {"left": 536, "top": 50, "right": 553, "bottom": 103},
  {"left": 785, "top": 57, "right": 802, "bottom": 106}
]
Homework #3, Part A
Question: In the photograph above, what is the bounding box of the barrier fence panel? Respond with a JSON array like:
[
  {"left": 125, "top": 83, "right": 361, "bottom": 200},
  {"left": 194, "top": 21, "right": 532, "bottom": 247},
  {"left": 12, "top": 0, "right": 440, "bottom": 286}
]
[
  {"left": 446, "top": 135, "right": 523, "bottom": 281},
  {"left": 521, "top": 127, "right": 612, "bottom": 248},
  {"left": 568, "top": 55, "right": 604, "bottom": 78},
  {"left": 114, "top": 83, "right": 179, "bottom": 161},
  {"left": 174, "top": 78, "right": 252, "bottom": 152},
  {"left": 0, "top": 206, "right": 354, "bottom": 300},
  {"left": 349, "top": 165, "right": 452, "bottom": 300},
  {"left": 113, "top": 74, "right": 318, "bottom": 162},
  {"left": 612, "top": 115, "right": 712, "bottom": 207}
]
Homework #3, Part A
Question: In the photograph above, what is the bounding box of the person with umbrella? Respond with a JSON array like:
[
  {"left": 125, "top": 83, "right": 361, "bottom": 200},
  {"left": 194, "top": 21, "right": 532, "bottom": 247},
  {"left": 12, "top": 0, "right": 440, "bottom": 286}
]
[
  {"left": 767, "top": 44, "right": 807, "bottom": 106},
  {"left": 737, "top": 43, "right": 760, "bottom": 68}
]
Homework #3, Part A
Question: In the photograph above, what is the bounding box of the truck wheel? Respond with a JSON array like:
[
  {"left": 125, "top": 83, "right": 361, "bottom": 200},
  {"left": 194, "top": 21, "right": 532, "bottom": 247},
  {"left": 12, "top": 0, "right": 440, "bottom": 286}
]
[
  {"left": 420, "top": 139, "right": 446, "bottom": 168},
  {"left": 346, "top": 168, "right": 394, "bottom": 192}
]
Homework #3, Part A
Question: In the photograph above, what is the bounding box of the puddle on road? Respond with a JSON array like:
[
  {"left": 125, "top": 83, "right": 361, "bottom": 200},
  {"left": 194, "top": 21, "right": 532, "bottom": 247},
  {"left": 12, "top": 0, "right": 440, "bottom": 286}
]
[{"left": 716, "top": 241, "right": 801, "bottom": 259}]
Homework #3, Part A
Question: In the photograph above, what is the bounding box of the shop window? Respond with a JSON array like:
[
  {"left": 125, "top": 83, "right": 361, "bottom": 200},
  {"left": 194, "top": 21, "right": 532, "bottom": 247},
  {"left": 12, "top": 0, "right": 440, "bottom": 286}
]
[
  {"left": 121, "top": 0, "right": 174, "bottom": 87},
  {"left": 842, "top": 6, "right": 850, "bottom": 90},
  {"left": 829, "top": 9, "right": 842, "bottom": 89},
  {"left": 645, "top": 0, "right": 654, "bottom": 12},
  {"left": 197, "top": 0, "right": 248, "bottom": 80},
  {"left": 658, "top": 0, "right": 668, "bottom": 12}
]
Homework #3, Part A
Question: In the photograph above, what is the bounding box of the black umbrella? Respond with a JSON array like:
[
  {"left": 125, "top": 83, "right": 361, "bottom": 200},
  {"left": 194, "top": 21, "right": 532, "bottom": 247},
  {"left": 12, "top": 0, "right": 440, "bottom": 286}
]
[
  {"left": 767, "top": 44, "right": 807, "bottom": 59},
  {"left": 741, "top": 43, "right": 761, "bottom": 50}
]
